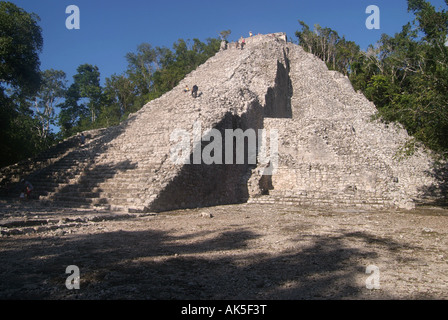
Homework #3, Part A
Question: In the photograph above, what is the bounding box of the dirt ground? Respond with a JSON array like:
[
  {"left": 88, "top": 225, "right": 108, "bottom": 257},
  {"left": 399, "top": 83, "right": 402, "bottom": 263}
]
[{"left": 0, "top": 200, "right": 447, "bottom": 300}]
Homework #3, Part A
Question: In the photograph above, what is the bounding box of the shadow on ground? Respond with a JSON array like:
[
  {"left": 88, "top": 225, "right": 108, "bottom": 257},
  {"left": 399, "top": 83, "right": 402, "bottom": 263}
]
[
  {"left": 419, "top": 161, "right": 448, "bottom": 207},
  {"left": 0, "top": 224, "right": 428, "bottom": 300}
]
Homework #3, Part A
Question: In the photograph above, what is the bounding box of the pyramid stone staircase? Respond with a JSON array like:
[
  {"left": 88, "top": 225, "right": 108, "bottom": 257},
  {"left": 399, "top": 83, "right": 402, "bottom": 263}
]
[{"left": 0, "top": 33, "right": 445, "bottom": 212}]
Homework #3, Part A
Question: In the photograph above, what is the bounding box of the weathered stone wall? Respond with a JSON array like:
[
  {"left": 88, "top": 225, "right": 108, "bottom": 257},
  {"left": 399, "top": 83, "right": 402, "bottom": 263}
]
[{"left": 248, "top": 43, "right": 442, "bottom": 210}]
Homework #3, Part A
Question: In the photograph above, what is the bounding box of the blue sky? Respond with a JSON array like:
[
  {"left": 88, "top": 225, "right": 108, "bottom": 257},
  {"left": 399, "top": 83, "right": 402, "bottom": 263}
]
[{"left": 9, "top": 0, "right": 448, "bottom": 85}]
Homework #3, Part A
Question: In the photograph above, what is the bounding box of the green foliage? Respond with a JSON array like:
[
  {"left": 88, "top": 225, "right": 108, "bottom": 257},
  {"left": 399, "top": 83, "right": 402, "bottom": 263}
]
[
  {"left": 75, "top": 64, "right": 102, "bottom": 123},
  {"left": 125, "top": 43, "right": 156, "bottom": 96},
  {"left": 58, "top": 64, "right": 102, "bottom": 137},
  {"left": 295, "top": 20, "right": 364, "bottom": 77},
  {"left": 0, "top": 1, "right": 43, "bottom": 97},
  {"left": 152, "top": 37, "right": 220, "bottom": 95},
  {"left": 0, "top": 2, "right": 46, "bottom": 167},
  {"left": 372, "top": 0, "right": 448, "bottom": 153},
  {"left": 33, "top": 69, "right": 67, "bottom": 140},
  {"left": 363, "top": 75, "right": 397, "bottom": 109},
  {"left": 393, "top": 138, "right": 418, "bottom": 161},
  {"left": 219, "top": 30, "right": 231, "bottom": 41}
]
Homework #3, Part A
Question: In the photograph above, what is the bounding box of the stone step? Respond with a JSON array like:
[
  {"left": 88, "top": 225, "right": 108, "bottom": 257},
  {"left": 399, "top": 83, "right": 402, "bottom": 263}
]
[
  {"left": 264, "top": 194, "right": 392, "bottom": 204},
  {"left": 41, "top": 199, "right": 114, "bottom": 211},
  {"left": 248, "top": 193, "right": 393, "bottom": 208},
  {"left": 45, "top": 201, "right": 145, "bottom": 213},
  {"left": 46, "top": 195, "right": 145, "bottom": 208},
  {"left": 42, "top": 189, "right": 145, "bottom": 199}
]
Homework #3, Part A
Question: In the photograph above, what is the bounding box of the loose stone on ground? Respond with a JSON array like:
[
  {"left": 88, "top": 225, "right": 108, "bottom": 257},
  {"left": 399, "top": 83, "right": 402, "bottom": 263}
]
[{"left": 0, "top": 201, "right": 447, "bottom": 299}]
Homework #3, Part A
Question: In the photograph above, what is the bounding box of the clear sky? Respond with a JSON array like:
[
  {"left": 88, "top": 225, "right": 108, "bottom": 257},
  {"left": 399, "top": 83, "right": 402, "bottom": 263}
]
[{"left": 8, "top": 0, "right": 448, "bottom": 85}]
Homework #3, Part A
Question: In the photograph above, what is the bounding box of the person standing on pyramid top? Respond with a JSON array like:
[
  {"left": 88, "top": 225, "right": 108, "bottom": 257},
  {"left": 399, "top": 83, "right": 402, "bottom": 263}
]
[
  {"left": 240, "top": 36, "right": 245, "bottom": 49},
  {"left": 220, "top": 40, "right": 227, "bottom": 51}
]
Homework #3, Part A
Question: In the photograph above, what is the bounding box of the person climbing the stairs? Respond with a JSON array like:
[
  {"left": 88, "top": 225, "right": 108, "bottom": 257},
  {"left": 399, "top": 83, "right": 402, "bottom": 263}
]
[
  {"left": 20, "top": 179, "right": 33, "bottom": 200},
  {"left": 192, "top": 85, "right": 199, "bottom": 98},
  {"left": 79, "top": 133, "right": 86, "bottom": 146}
]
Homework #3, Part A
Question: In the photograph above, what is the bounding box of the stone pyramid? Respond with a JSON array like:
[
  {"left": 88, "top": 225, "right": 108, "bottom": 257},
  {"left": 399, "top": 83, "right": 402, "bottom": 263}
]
[{"left": 0, "top": 33, "right": 444, "bottom": 212}]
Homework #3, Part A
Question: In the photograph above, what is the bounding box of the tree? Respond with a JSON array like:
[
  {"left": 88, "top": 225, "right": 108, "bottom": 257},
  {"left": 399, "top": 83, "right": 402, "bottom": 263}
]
[
  {"left": 295, "top": 20, "right": 363, "bottom": 77},
  {"left": 295, "top": 20, "right": 316, "bottom": 54},
  {"left": 75, "top": 64, "right": 102, "bottom": 124},
  {"left": 58, "top": 64, "right": 103, "bottom": 137},
  {"left": 125, "top": 43, "right": 157, "bottom": 96},
  {"left": 58, "top": 81, "right": 83, "bottom": 137},
  {"left": 32, "top": 69, "right": 67, "bottom": 141},
  {"left": 219, "top": 29, "right": 231, "bottom": 41},
  {"left": 104, "top": 73, "right": 137, "bottom": 117},
  {"left": 0, "top": 2, "right": 44, "bottom": 167},
  {"left": 151, "top": 37, "right": 221, "bottom": 96},
  {"left": 375, "top": 0, "right": 448, "bottom": 152},
  {"left": 0, "top": 1, "right": 43, "bottom": 97}
]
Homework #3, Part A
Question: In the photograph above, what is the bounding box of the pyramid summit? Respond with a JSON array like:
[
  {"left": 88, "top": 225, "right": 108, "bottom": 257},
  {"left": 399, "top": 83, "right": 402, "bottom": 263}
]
[{"left": 1, "top": 32, "right": 445, "bottom": 212}]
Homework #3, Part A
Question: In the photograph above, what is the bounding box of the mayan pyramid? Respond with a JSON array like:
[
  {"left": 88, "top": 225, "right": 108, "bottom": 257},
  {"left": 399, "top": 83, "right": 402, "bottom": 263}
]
[{"left": 0, "top": 33, "right": 444, "bottom": 212}]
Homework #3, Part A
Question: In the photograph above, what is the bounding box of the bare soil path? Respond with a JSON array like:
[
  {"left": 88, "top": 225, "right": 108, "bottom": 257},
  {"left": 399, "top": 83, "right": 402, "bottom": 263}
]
[{"left": 1, "top": 200, "right": 447, "bottom": 300}]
